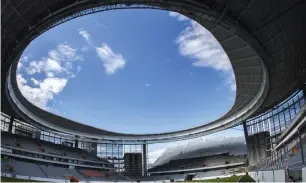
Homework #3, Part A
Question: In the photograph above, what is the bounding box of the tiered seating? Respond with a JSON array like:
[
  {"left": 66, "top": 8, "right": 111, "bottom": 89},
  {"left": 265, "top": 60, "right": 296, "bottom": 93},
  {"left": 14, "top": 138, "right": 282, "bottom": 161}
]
[
  {"left": 76, "top": 169, "right": 121, "bottom": 181},
  {"left": 139, "top": 174, "right": 186, "bottom": 181},
  {"left": 287, "top": 146, "right": 306, "bottom": 169},
  {"left": 81, "top": 169, "right": 107, "bottom": 177},
  {"left": 194, "top": 169, "right": 227, "bottom": 179},
  {"left": 2, "top": 132, "right": 41, "bottom": 152},
  {"left": 1, "top": 159, "right": 47, "bottom": 178},
  {"left": 1, "top": 132, "right": 109, "bottom": 163},
  {"left": 39, "top": 164, "right": 71, "bottom": 179},
  {"left": 149, "top": 154, "right": 246, "bottom": 172},
  {"left": 1, "top": 159, "right": 103, "bottom": 180}
]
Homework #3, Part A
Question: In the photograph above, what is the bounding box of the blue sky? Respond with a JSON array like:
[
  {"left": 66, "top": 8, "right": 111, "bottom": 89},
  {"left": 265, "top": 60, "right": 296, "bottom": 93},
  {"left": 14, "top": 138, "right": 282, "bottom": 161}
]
[{"left": 16, "top": 9, "right": 242, "bottom": 162}]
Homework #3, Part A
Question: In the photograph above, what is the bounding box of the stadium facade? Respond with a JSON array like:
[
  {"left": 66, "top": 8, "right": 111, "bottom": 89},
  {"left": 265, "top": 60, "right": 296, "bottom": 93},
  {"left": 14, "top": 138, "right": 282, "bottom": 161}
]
[{"left": 1, "top": 0, "right": 306, "bottom": 182}]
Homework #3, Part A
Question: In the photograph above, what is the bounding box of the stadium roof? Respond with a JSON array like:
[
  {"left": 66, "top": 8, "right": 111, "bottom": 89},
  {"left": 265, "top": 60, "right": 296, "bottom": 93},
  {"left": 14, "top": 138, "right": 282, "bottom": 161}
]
[
  {"left": 1, "top": 0, "right": 306, "bottom": 142},
  {"left": 152, "top": 136, "right": 247, "bottom": 167}
]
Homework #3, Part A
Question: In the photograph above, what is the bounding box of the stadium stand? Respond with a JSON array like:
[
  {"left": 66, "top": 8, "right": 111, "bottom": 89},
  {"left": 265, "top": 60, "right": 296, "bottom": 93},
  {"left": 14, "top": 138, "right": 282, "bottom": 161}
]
[
  {"left": 80, "top": 169, "right": 107, "bottom": 177},
  {"left": 194, "top": 170, "right": 228, "bottom": 179},
  {"left": 1, "top": 132, "right": 110, "bottom": 164},
  {"left": 1, "top": 159, "right": 47, "bottom": 178},
  {"left": 149, "top": 137, "right": 247, "bottom": 174},
  {"left": 1, "top": 158, "right": 117, "bottom": 181},
  {"left": 149, "top": 154, "right": 246, "bottom": 172}
]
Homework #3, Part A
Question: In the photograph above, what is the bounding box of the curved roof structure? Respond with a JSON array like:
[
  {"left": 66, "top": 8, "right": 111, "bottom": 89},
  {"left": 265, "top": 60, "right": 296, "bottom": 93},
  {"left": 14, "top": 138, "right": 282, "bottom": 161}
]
[
  {"left": 152, "top": 136, "right": 246, "bottom": 167},
  {"left": 1, "top": 0, "right": 306, "bottom": 143}
]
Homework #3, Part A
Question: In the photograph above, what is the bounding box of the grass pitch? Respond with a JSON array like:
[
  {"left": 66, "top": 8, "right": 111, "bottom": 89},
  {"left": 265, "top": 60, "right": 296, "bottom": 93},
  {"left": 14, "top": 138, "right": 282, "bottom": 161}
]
[
  {"left": 1, "top": 177, "right": 43, "bottom": 182},
  {"left": 185, "top": 175, "right": 255, "bottom": 182}
]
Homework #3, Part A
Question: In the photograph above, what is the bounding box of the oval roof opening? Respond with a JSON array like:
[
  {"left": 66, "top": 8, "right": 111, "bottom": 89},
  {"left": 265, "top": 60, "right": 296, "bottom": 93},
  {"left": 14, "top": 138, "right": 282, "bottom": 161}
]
[{"left": 16, "top": 9, "right": 235, "bottom": 134}]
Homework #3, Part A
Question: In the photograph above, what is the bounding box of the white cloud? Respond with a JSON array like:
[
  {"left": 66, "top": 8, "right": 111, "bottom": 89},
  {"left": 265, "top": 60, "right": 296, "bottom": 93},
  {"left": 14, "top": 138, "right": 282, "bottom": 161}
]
[
  {"left": 45, "top": 58, "right": 62, "bottom": 72},
  {"left": 96, "top": 44, "right": 126, "bottom": 74},
  {"left": 78, "top": 29, "right": 94, "bottom": 47},
  {"left": 226, "top": 72, "right": 236, "bottom": 92},
  {"left": 48, "top": 43, "right": 83, "bottom": 62},
  {"left": 79, "top": 29, "right": 91, "bottom": 42},
  {"left": 26, "top": 60, "right": 45, "bottom": 74},
  {"left": 17, "top": 62, "right": 23, "bottom": 71},
  {"left": 25, "top": 43, "right": 82, "bottom": 77},
  {"left": 18, "top": 54, "right": 30, "bottom": 71},
  {"left": 17, "top": 74, "right": 27, "bottom": 85},
  {"left": 19, "top": 55, "right": 30, "bottom": 65},
  {"left": 30, "top": 78, "right": 40, "bottom": 85},
  {"left": 173, "top": 18, "right": 236, "bottom": 91},
  {"left": 40, "top": 77, "right": 67, "bottom": 94},
  {"left": 64, "top": 62, "right": 73, "bottom": 71},
  {"left": 17, "top": 74, "right": 67, "bottom": 109},
  {"left": 46, "top": 72, "right": 55, "bottom": 77},
  {"left": 17, "top": 43, "right": 83, "bottom": 110},
  {"left": 79, "top": 29, "right": 126, "bottom": 75},
  {"left": 176, "top": 21, "right": 231, "bottom": 71},
  {"left": 169, "top": 12, "right": 188, "bottom": 21}
]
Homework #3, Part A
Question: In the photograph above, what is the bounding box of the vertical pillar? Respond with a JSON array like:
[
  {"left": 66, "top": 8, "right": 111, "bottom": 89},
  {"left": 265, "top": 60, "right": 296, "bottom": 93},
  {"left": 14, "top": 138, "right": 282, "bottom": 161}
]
[
  {"left": 74, "top": 136, "right": 79, "bottom": 148},
  {"left": 280, "top": 147, "right": 284, "bottom": 169},
  {"left": 8, "top": 116, "right": 14, "bottom": 133},
  {"left": 277, "top": 112, "right": 282, "bottom": 132},
  {"left": 91, "top": 138, "right": 98, "bottom": 155},
  {"left": 142, "top": 143, "right": 147, "bottom": 176},
  {"left": 242, "top": 122, "right": 249, "bottom": 166},
  {"left": 298, "top": 130, "right": 305, "bottom": 165},
  {"left": 302, "top": 86, "right": 306, "bottom": 97}
]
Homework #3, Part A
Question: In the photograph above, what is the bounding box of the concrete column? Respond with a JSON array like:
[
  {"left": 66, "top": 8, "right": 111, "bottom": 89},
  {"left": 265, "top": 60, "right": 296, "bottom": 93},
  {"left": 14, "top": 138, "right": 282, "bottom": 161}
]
[
  {"left": 298, "top": 130, "right": 305, "bottom": 165},
  {"left": 302, "top": 85, "right": 306, "bottom": 97},
  {"left": 8, "top": 116, "right": 14, "bottom": 133},
  {"left": 242, "top": 122, "right": 249, "bottom": 166},
  {"left": 74, "top": 136, "right": 79, "bottom": 148},
  {"left": 302, "top": 167, "right": 306, "bottom": 182},
  {"left": 142, "top": 143, "right": 147, "bottom": 176},
  {"left": 91, "top": 140, "right": 98, "bottom": 155}
]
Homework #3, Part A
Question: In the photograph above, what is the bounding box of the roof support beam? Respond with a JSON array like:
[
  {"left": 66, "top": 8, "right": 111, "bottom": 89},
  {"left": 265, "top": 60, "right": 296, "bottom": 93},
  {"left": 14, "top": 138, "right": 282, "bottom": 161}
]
[
  {"left": 236, "top": 81, "right": 262, "bottom": 85},
  {"left": 219, "top": 35, "right": 238, "bottom": 44},
  {"left": 261, "top": 32, "right": 284, "bottom": 47},
  {"left": 232, "top": 55, "right": 259, "bottom": 62},
  {"left": 1, "top": 28, "right": 18, "bottom": 43},
  {"left": 226, "top": 45, "right": 251, "bottom": 54},
  {"left": 235, "top": 0, "right": 256, "bottom": 22},
  {"left": 6, "top": 0, "right": 31, "bottom": 29},
  {"left": 41, "top": 0, "right": 52, "bottom": 15},
  {"left": 216, "top": 2, "right": 228, "bottom": 23},
  {"left": 234, "top": 66, "right": 263, "bottom": 70}
]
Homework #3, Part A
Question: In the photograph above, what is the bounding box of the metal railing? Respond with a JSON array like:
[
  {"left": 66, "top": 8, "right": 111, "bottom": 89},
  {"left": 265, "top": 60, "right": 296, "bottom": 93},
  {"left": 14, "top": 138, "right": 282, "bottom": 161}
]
[{"left": 254, "top": 115, "right": 306, "bottom": 171}]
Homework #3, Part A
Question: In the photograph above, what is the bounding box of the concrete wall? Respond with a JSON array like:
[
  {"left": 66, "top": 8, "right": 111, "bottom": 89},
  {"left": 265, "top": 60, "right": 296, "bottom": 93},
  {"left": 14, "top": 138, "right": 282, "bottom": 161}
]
[
  {"left": 302, "top": 167, "right": 306, "bottom": 182},
  {"left": 249, "top": 170, "right": 285, "bottom": 182},
  {"left": 263, "top": 171, "right": 274, "bottom": 182},
  {"left": 247, "top": 131, "right": 270, "bottom": 166},
  {"left": 274, "top": 170, "right": 286, "bottom": 182}
]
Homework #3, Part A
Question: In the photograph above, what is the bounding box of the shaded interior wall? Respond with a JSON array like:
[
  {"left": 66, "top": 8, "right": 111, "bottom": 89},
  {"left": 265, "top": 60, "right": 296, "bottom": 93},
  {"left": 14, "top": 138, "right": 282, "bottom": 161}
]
[
  {"left": 90, "top": 140, "right": 98, "bottom": 155},
  {"left": 143, "top": 144, "right": 147, "bottom": 176},
  {"left": 124, "top": 153, "right": 143, "bottom": 176},
  {"left": 249, "top": 170, "right": 286, "bottom": 182},
  {"left": 247, "top": 131, "right": 270, "bottom": 166}
]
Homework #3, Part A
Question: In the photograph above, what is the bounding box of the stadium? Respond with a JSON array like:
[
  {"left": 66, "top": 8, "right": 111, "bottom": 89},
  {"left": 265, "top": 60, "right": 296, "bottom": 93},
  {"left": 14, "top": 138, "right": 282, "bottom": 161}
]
[{"left": 1, "top": 0, "right": 306, "bottom": 182}]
